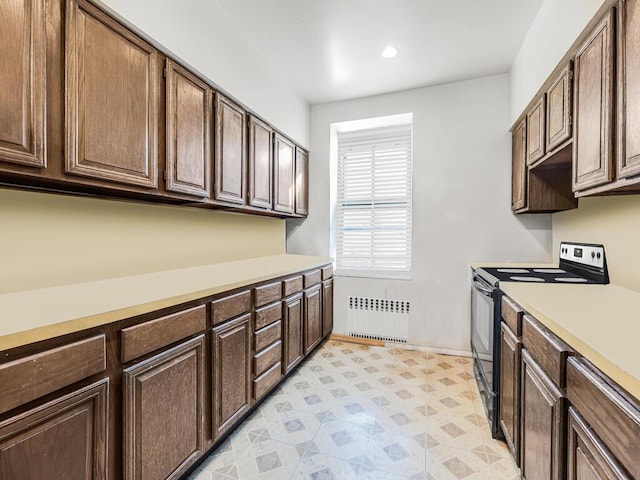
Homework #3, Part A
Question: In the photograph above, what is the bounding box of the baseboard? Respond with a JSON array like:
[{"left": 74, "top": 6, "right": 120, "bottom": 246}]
[{"left": 329, "top": 333, "right": 385, "bottom": 347}]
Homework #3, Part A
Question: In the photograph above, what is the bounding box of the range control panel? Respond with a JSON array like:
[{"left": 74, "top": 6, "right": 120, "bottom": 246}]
[{"left": 560, "top": 242, "right": 605, "bottom": 269}]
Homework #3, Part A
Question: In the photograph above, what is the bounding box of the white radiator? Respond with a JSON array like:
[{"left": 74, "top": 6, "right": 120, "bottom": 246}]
[{"left": 346, "top": 296, "right": 409, "bottom": 343}]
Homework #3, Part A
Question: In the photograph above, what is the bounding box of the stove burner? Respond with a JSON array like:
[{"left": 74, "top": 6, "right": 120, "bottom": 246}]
[
  {"left": 510, "top": 276, "right": 545, "bottom": 282},
  {"left": 533, "top": 268, "right": 566, "bottom": 274},
  {"left": 497, "top": 268, "right": 530, "bottom": 273},
  {"left": 554, "top": 277, "right": 588, "bottom": 283}
]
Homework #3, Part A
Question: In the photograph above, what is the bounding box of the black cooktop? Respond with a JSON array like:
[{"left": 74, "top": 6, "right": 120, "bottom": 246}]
[{"left": 478, "top": 267, "right": 602, "bottom": 284}]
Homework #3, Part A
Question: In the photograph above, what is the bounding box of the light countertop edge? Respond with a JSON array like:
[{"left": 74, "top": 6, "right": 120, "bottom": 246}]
[{"left": 0, "top": 254, "right": 332, "bottom": 352}]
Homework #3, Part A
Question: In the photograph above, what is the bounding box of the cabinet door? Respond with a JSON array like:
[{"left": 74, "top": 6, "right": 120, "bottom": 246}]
[
  {"left": 214, "top": 94, "right": 246, "bottom": 205},
  {"left": 0, "top": 0, "right": 46, "bottom": 168},
  {"left": 274, "top": 133, "right": 295, "bottom": 214},
  {"left": 499, "top": 323, "right": 521, "bottom": 465},
  {"left": 248, "top": 115, "right": 273, "bottom": 209},
  {"left": 322, "top": 279, "right": 333, "bottom": 338},
  {"left": 304, "top": 285, "right": 322, "bottom": 354},
  {"left": 527, "top": 96, "right": 546, "bottom": 164},
  {"left": 295, "top": 147, "right": 309, "bottom": 215},
  {"left": 512, "top": 119, "right": 527, "bottom": 211},
  {"left": 567, "top": 408, "right": 630, "bottom": 480},
  {"left": 283, "top": 294, "right": 303, "bottom": 373},
  {"left": 65, "top": 0, "right": 160, "bottom": 188},
  {"left": 617, "top": 0, "right": 640, "bottom": 179},
  {"left": 123, "top": 336, "right": 205, "bottom": 480},
  {"left": 520, "top": 349, "right": 565, "bottom": 480},
  {"left": 573, "top": 9, "right": 615, "bottom": 191},
  {"left": 165, "top": 60, "right": 212, "bottom": 198},
  {"left": 546, "top": 63, "right": 573, "bottom": 152},
  {"left": 0, "top": 379, "right": 108, "bottom": 480},
  {"left": 212, "top": 314, "right": 252, "bottom": 440}
]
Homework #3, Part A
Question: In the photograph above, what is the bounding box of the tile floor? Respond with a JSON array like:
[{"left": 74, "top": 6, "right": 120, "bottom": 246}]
[{"left": 188, "top": 340, "right": 520, "bottom": 480}]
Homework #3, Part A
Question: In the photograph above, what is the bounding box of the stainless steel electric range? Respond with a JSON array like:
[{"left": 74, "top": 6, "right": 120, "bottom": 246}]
[{"left": 470, "top": 242, "right": 609, "bottom": 438}]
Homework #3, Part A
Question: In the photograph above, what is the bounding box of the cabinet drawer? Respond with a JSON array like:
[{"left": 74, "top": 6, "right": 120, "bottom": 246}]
[
  {"left": 211, "top": 290, "right": 251, "bottom": 325},
  {"left": 522, "top": 314, "right": 571, "bottom": 387},
  {"left": 0, "top": 335, "right": 106, "bottom": 415},
  {"left": 283, "top": 276, "right": 303, "bottom": 296},
  {"left": 255, "top": 302, "right": 282, "bottom": 330},
  {"left": 254, "top": 341, "right": 282, "bottom": 376},
  {"left": 321, "top": 265, "right": 333, "bottom": 280},
  {"left": 501, "top": 296, "right": 524, "bottom": 336},
  {"left": 254, "top": 362, "right": 282, "bottom": 400},
  {"left": 254, "top": 282, "right": 282, "bottom": 307},
  {"left": 303, "top": 270, "right": 321, "bottom": 288},
  {"left": 121, "top": 305, "right": 206, "bottom": 363},
  {"left": 255, "top": 320, "right": 282, "bottom": 352},
  {"left": 567, "top": 357, "right": 640, "bottom": 479}
]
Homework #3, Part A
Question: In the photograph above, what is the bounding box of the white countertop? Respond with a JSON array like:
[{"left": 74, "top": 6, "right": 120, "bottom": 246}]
[{"left": 0, "top": 254, "right": 332, "bottom": 351}]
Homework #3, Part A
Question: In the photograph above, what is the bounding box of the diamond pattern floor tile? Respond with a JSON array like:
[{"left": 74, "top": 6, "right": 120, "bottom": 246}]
[{"left": 188, "top": 340, "right": 520, "bottom": 480}]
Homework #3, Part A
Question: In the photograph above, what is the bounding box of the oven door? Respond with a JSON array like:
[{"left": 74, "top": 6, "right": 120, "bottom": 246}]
[{"left": 470, "top": 274, "right": 496, "bottom": 389}]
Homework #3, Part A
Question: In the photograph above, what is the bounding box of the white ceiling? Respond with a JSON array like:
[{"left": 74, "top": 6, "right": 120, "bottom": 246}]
[{"left": 217, "top": 0, "right": 543, "bottom": 105}]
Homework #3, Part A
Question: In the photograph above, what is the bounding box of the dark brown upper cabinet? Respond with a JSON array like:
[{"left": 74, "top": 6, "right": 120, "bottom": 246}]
[
  {"left": 295, "top": 147, "right": 309, "bottom": 216},
  {"left": 573, "top": 8, "right": 615, "bottom": 192},
  {"left": 0, "top": 0, "right": 46, "bottom": 169},
  {"left": 546, "top": 62, "right": 573, "bottom": 152},
  {"left": 617, "top": 0, "right": 640, "bottom": 180},
  {"left": 274, "top": 133, "right": 295, "bottom": 214},
  {"left": 512, "top": 119, "right": 527, "bottom": 211},
  {"left": 527, "top": 96, "right": 546, "bottom": 165},
  {"left": 165, "top": 60, "right": 212, "bottom": 198},
  {"left": 247, "top": 115, "right": 273, "bottom": 209},
  {"left": 65, "top": 0, "right": 160, "bottom": 188},
  {"left": 214, "top": 94, "right": 246, "bottom": 205}
]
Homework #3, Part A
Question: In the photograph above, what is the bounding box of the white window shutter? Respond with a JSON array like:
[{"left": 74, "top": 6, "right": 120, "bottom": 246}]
[{"left": 336, "top": 124, "right": 412, "bottom": 272}]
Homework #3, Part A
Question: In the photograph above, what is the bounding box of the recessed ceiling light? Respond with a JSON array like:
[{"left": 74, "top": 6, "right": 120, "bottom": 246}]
[{"left": 381, "top": 46, "right": 398, "bottom": 59}]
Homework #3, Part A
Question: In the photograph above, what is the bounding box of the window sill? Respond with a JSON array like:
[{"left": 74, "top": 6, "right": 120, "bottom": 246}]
[{"left": 334, "top": 269, "right": 412, "bottom": 281}]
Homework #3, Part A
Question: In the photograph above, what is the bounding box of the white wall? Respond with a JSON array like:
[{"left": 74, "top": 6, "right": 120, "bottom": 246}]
[
  {"left": 98, "top": 0, "right": 310, "bottom": 147},
  {"left": 509, "top": 0, "right": 606, "bottom": 124},
  {"left": 287, "top": 74, "right": 552, "bottom": 353}
]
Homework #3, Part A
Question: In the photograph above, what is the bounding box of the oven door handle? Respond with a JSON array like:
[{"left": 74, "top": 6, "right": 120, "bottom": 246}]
[{"left": 472, "top": 275, "right": 494, "bottom": 297}]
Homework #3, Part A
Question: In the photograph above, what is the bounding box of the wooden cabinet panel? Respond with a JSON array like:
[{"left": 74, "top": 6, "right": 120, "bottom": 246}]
[
  {"left": 295, "top": 147, "right": 309, "bottom": 215},
  {"left": 527, "top": 96, "right": 546, "bottom": 164},
  {"left": 522, "top": 314, "right": 571, "bottom": 388},
  {"left": 165, "top": 60, "right": 212, "bottom": 198},
  {"left": 520, "top": 349, "right": 565, "bottom": 480},
  {"left": 212, "top": 314, "right": 252, "bottom": 439},
  {"left": 283, "top": 275, "right": 303, "bottom": 297},
  {"left": 304, "top": 269, "right": 322, "bottom": 288},
  {"left": 248, "top": 115, "right": 273, "bottom": 209},
  {"left": 573, "top": 9, "right": 615, "bottom": 191},
  {"left": 0, "top": 0, "right": 46, "bottom": 168},
  {"left": 321, "top": 265, "right": 333, "bottom": 280},
  {"left": 546, "top": 63, "right": 573, "bottom": 152},
  {"left": 617, "top": 0, "right": 640, "bottom": 179},
  {"left": 567, "top": 407, "right": 630, "bottom": 480},
  {"left": 512, "top": 119, "right": 527, "bottom": 210},
  {"left": 121, "top": 304, "right": 206, "bottom": 363},
  {"left": 65, "top": 0, "right": 159, "bottom": 188},
  {"left": 322, "top": 279, "right": 333, "bottom": 338},
  {"left": 214, "top": 94, "right": 246, "bottom": 204},
  {"left": 254, "top": 281, "right": 282, "bottom": 307},
  {"left": 501, "top": 296, "right": 524, "bottom": 337},
  {"left": 124, "top": 336, "right": 205, "bottom": 480},
  {"left": 283, "top": 294, "right": 303, "bottom": 373},
  {"left": 567, "top": 358, "right": 640, "bottom": 479},
  {"left": 304, "top": 285, "right": 322, "bottom": 354},
  {"left": 211, "top": 290, "right": 251, "bottom": 326},
  {"left": 499, "top": 323, "right": 521, "bottom": 465},
  {"left": 0, "top": 335, "right": 106, "bottom": 415},
  {"left": 254, "top": 340, "right": 281, "bottom": 376},
  {"left": 0, "top": 379, "right": 108, "bottom": 480},
  {"left": 255, "top": 320, "right": 282, "bottom": 353},
  {"left": 255, "top": 301, "right": 282, "bottom": 330},
  {"left": 274, "top": 133, "right": 295, "bottom": 214},
  {"left": 254, "top": 362, "right": 282, "bottom": 401}
]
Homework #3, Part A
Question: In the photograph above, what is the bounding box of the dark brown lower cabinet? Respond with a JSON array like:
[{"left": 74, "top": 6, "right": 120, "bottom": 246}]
[
  {"left": 283, "top": 293, "right": 303, "bottom": 373},
  {"left": 0, "top": 379, "right": 108, "bottom": 480},
  {"left": 123, "top": 335, "right": 205, "bottom": 480},
  {"left": 567, "top": 407, "right": 630, "bottom": 480},
  {"left": 212, "top": 314, "right": 252, "bottom": 440},
  {"left": 520, "top": 349, "right": 565, "bottom": 480},
  {"left": 499, "top": 322, "right": 521, "bottom": 464},
  {"left": 322, "top": 279, "right": 333, "bottom": 337},
  {"left": 304, "top": 285, "right": 322, "bottom": 354}
]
